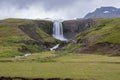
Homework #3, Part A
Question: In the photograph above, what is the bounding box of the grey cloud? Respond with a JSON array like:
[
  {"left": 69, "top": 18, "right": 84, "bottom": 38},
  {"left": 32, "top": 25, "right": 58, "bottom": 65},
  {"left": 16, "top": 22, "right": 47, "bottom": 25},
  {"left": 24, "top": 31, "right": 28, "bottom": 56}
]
[
  {"left": 39, "top": 0, "right": 77, "bottom": 10},
  {"left": 0, "top": 0, "right": 78, "bottom": 10},
  {"left": 0, "top": 0, "right": 35, "bottom": 9}
]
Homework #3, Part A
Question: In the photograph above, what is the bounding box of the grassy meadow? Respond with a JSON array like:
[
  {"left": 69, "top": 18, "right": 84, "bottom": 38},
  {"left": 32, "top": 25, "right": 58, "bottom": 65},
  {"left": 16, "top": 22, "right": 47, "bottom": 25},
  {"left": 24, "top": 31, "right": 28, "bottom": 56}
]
[{"left": 0, "top": 52, "right": 120, "bottom": 80}]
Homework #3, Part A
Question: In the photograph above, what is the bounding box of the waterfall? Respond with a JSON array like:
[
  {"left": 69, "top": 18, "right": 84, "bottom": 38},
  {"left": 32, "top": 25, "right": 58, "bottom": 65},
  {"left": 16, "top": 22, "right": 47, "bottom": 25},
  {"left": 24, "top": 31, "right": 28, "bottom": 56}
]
[
  {"left": 50, "top": 44, "right": 60, "bottom": 51},
  {"left": 53, "top": 20, "right": 67, "bottom": 41},
  {"left": 50, "top": 20, "right": 67, "bottom": 51}
]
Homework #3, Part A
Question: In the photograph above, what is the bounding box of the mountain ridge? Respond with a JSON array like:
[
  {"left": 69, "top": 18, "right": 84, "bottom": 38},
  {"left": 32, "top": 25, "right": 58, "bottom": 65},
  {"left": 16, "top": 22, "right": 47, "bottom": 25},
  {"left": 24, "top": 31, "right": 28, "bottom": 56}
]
[{"left": 84, "top": 6, "right": 120, "bottom": 19}]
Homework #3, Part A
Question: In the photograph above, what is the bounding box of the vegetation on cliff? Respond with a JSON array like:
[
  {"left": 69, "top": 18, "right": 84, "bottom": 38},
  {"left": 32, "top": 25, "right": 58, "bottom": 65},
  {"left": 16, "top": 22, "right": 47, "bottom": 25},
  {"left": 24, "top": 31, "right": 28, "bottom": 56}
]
[
  {"left": 0, "top": 18, "right": 55, "bottom": 57},
  {"left": 67, "top": 18, "right": 120, "bottom": 56}
]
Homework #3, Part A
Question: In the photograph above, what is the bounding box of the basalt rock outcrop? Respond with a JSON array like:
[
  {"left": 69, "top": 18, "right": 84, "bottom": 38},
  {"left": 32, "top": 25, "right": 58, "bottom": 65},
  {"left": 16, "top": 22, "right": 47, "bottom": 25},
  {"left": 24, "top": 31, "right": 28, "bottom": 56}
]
[{"left": 63, "top": 19, "right": 95, "bottom": 39}]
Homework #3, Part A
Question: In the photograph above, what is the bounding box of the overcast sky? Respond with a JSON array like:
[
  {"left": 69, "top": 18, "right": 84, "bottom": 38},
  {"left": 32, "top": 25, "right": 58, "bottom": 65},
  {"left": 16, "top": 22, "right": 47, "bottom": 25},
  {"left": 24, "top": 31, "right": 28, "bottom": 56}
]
[{"left": 0, "top": 0, "right": 120, "bottom": 20}]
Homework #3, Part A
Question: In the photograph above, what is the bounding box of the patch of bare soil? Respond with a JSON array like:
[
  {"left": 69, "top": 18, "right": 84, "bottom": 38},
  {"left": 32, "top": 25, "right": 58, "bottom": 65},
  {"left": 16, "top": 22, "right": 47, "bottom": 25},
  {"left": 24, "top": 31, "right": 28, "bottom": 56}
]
[{"left": 74, "top": 42, "right": 120, "bottom": 56}]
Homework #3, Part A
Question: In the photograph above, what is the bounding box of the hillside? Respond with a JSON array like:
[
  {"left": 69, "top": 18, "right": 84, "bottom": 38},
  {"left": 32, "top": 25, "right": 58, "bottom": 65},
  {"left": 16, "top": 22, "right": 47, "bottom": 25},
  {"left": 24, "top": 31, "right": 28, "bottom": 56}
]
[
  {"left": 65, "top": 18, "right": 120, "bottom": 56},
  {"left": 0, "top": 18, "right": 120, "bottom": 57},
  {"left": 0, "top": 18, "right": 56, "bottom": 57}
]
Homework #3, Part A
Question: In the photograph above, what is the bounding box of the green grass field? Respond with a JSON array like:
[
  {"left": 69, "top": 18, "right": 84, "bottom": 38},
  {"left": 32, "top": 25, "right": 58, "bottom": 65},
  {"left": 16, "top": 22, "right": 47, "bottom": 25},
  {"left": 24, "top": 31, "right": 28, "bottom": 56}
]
[{"left": 0, "top": 52, "right": 120, "bottom": 80}]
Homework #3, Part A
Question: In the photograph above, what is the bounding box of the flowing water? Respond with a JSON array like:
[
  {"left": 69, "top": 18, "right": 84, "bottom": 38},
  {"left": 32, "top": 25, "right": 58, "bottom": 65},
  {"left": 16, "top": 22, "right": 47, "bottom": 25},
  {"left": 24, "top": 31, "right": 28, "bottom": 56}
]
[
  {"left": 50, "top": 44, "right": 60, "bottom": 51},
  {"left": 50, "top": 20, "right": 67, "bottom": 51},
  {"left": 53, "top": 20, "right": 67, "bottom": 41}
]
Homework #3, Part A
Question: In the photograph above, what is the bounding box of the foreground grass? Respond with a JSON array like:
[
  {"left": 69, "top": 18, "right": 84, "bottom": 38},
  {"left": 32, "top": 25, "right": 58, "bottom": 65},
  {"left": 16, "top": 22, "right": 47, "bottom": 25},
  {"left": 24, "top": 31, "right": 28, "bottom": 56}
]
[{"left": 0, "top": 53, "right": 120, "bottom": 80}]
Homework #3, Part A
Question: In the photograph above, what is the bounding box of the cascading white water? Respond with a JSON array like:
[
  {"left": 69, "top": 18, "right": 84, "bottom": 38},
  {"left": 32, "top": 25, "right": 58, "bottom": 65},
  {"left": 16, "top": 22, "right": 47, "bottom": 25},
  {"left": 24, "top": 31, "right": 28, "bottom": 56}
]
[
  {"left": 50, "top": 44, "right": 60, "bottom": 51},
  {"left": 53, "top": 20, "right": 67, "bottom": 41},
  {"left": 50, "top": 20, "right": 67, "bottom": 51}
]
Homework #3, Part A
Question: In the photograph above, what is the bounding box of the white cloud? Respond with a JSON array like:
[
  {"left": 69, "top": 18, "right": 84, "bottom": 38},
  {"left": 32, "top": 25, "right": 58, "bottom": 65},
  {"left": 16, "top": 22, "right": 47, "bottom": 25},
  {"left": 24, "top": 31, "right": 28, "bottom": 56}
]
[{"left": 0, "top": 0, "right": 120, "bottom": 20}]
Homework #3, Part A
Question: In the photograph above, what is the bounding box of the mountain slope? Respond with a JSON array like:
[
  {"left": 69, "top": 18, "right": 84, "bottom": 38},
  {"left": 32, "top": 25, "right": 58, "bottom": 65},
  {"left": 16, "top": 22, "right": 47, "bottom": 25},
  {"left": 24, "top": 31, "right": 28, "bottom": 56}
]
[
  {"left": 84, "top": 7, "right": 120, "bottom": 19},
  {"left": 66, "top": 18, "right": 120, "bottom": 56},
  {"left": 0, "top": 18, "right": 55, "bottom": 57}
]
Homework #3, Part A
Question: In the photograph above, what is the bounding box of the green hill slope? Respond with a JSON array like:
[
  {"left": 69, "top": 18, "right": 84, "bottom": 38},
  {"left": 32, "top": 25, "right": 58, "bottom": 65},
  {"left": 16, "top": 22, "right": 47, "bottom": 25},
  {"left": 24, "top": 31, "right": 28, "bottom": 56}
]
[
  {"left": 66, "top": 18, "right": 120, "bottom": 56},
  {"left": 0, "top": 18, "right": 55, "bottom": 57}
]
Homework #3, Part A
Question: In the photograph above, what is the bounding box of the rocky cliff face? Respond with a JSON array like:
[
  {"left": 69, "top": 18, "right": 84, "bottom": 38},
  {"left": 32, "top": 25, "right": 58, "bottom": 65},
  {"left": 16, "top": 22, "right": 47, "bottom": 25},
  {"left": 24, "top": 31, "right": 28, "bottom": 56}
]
[
  {"left": 33, "top": 20, "right": 53, "bottom": 35},
  {"left": 63, "top": 19, "right": 95, "bottom": 39},
  {"left": 84, "top": 7, "right": 120, "bottom": 19}
]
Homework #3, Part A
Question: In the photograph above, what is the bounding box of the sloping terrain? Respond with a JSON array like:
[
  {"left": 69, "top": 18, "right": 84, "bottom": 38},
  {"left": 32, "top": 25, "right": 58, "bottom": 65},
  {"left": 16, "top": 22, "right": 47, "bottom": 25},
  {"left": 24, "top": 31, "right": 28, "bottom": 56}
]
[
  {"left": 1, "top": 18, "right": 120, "bottom": 57},
  {"left": 0, "top": 18, "right": 56, "bottom": 57},
  {"left": 66, "top": 18, "right": 120, "bottom": 56}
]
